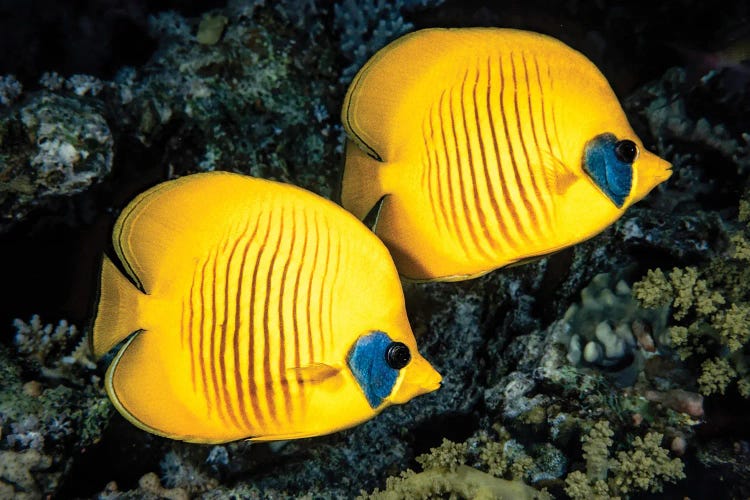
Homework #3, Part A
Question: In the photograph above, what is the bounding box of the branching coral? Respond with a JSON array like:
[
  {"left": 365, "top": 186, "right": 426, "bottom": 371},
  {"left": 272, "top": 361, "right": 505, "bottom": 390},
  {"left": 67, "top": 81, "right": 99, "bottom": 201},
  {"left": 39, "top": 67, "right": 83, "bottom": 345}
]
[
  {"left": 359, "top": 429, "right": 553, "bottom": 499},
  {"left": 13, "top": 315, "right": 97, "bottom": 382},
  {"left": 632, "top": 195, "right": 750, "bottom": 396},
  {"left": 363, "top": 465, "right": 548, "bottom": 500},
  {"left": 564, "top": 421, "right": 685, "bottom": 499}
]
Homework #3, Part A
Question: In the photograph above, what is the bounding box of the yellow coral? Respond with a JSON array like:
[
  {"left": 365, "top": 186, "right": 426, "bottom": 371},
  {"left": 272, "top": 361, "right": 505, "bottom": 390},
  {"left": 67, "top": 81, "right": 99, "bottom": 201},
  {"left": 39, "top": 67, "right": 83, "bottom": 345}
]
[
  {"left": 632, "top": 268, "right": 673, "bottom": 309},
  {"left": 698, "top": 357, "right": 737, "bottom": 395},
  {"left": 415, "top": 438, "right": 469, "bottom": 472},
  {"left": 730, "top": 233, "right": 750, "bottom": 261},
  {"left": 711, "top": 303, "right": 750, "bottom": 352},
  {"left": 564, "top": 421, "right": 684, "bottom": 498},
  {"left": 582, "top": 421, "right": 613, "bottom": 482},
  {"left": 669, "top": 267, "right": 700, "bottom": 320},
  {"left": 564, "top": 471, "right": 613, "bottom": 500},
  {"left": 610, "top": 432, "right": 685, "bottom": 495},
  {"left": 362, "top": 466, "right": 548, "bottom": 500}
]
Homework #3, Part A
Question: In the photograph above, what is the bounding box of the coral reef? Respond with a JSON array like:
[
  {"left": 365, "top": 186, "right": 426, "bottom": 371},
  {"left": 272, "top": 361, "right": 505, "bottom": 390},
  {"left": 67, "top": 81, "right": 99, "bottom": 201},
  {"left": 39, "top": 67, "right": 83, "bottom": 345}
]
[
  {"left": 0, "top": 93, "right": 113, "bottom": 233},
  {"left": 1, "top": 0, "right": 749, "bottom": 498},
  {"left": 0, "top": 316, "right": 110, "bottom": 498},
  {"left": 564, "top": 420, "right": 685, "bottom": 499},
  {"left": 360, "top": 429, "right": 550, "bottom": 499},
  {"left": 632, "top": 193, "right": 750, "bottom": 397}
]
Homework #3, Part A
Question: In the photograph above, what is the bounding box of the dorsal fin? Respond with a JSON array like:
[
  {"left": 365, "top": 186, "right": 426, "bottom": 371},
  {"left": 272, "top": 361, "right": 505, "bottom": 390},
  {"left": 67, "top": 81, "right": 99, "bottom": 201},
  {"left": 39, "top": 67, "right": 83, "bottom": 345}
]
[
  {"left": 111, "top": 172, "right": 259, "bottom": 294},
  {"left": 341, "top": 28, "right": 471, "bottom": 162}
]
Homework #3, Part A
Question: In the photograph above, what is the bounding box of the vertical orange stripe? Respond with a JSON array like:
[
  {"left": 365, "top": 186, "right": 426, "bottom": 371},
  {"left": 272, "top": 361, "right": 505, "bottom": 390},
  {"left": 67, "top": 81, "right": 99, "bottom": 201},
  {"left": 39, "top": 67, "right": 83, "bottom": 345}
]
[
  {"left": 510, "top": 53, "right": 541, "bottom": 228},
  {"left": 483, "top": 55, "right": 514, "bottom": 252},
  {"left": 234, "top": 216, "right": 262, "bottom": 431},
  {"left": 188, "top": 274, "right": 197, "bottom": 392},
  {"left": 304, "top": 213, "right": 319, "bottom": 365},
  {"left": 444, "top": 89, "right": 473, "bottom": 256},
  {"left": 459, "top": 65, "right": 495, "bottom": 260},
  {"left": 316, "top": 217, "right": 330, "bottom": 361},
  {"left": 291, "top": 211, "right": 308, "bottom": 407},
  {"left": 292, "top": 212, "right": 307, "bottom": 370},
  {"left": 448, "top": 85, "right": 476, "bottom": 255},
  {"left": 327, "top": 228, "right": 341, "bottom": 355},
  {"left": 524, "top": 54, "right": 554, "bottom": 225},
  {"left": 209, "top": 247, "right": 228, "bottom": 425},
  {"left": 197, "top": 256, "right": 212, "bottom": 416},
  {"left": 535, "top": 56, "right": 557, "bottom": 179},
  {"left": 219, "top": 224, "right": 244, "bottom": 430},
  {"left": 436, "top": 90, "right": 460, "bottom": 241},
  {"left": 262, "top": 208, "right": 283, "bottom": 426},
  {"left": 451, "top": 70, "right": 477, "bottom": 255},
  {"left": 547, "top": 65, "right": 564, "bottom": 161},
  {"left": 504, "top": 52, "right": 537, "bottom": 232},
  {"left": 277, "top": 207, "right": 296, "bottom": 423},
  {"left": 246, "top": 212, "right": 270, "bottom": 429},
  {"left": 424, "top": 102, "right": 450, "bottom": 238},
  {"left": 495, "top": 53, "right": 528, "bottom": 244}
]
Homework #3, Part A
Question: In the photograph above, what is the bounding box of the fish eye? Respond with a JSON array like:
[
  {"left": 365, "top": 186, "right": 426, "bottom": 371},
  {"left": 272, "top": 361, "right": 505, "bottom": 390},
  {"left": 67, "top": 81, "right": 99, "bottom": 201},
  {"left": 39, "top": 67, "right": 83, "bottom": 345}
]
[
  {"left": 614, "top": 140, "right": 638, "bottom": 164},
  {"left": 385, "top": 342, "right": 410, "bottom": 369}
]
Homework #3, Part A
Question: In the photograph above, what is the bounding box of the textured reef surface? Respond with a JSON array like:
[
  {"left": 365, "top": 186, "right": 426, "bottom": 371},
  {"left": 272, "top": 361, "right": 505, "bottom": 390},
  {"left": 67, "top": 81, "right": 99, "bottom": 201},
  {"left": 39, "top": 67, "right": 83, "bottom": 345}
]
[{"left": 1, "top": 0, "right": 749, "bottom": 498}]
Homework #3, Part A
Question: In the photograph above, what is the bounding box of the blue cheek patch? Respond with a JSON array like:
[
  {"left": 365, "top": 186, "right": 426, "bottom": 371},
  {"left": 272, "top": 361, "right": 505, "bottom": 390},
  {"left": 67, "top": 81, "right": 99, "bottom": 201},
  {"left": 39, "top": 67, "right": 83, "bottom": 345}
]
[
  {"left": 347, "top": 331, "right": 399, "bottom": 409},
  {"left": 582, "top": 133, "right": 633, "bottom": 208}
]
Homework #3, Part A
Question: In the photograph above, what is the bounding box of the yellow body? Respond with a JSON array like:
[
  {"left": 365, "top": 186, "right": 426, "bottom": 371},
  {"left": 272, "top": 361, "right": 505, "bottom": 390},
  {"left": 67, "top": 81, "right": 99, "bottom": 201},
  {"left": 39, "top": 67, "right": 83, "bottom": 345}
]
[
  {"left": 91, "top": 172, "right": 441, "bottom": 443},
  {"left": 341, "top": 28, "right": 672, "bottom": 281}
]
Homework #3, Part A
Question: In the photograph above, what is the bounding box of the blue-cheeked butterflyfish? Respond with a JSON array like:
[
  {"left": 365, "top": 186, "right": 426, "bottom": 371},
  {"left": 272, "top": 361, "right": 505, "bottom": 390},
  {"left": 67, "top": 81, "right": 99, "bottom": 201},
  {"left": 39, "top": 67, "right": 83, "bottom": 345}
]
[
  {"left": 90, "top": 172, "right": 441, "bottom": 443},
  {"left": 340, "top": 28, "right": 673, "bottom": 282}
]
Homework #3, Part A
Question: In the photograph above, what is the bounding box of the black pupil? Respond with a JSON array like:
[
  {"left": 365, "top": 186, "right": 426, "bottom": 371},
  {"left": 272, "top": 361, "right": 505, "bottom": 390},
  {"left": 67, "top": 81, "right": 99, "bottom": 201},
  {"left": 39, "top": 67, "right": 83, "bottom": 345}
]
[
  {"left": 614, "top": 140, "right": 637, "bottom": 163},
  {"left": 385, "top": 342, "right": 410, "bottom": 369}
]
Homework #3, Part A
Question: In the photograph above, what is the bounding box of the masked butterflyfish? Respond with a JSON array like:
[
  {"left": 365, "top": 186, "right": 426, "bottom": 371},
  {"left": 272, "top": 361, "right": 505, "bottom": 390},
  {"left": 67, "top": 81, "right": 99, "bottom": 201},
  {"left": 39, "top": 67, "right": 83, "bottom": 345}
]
[
  {"left": 91, "top": 171, "right": 441, "bottom": 443},
  {"left": 340, "top": 28, "right": 672, "bottom": 281}
]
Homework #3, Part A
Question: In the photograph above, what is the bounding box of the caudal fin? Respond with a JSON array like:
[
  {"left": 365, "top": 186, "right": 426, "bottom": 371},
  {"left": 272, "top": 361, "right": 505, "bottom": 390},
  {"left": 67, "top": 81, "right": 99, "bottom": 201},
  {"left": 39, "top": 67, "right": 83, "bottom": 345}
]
[
  {"left": 90, "top": 255, "right": 144, "bottom": 358},
  {"left": 340, "top": 139, "right": 387, "bottom": 220}
]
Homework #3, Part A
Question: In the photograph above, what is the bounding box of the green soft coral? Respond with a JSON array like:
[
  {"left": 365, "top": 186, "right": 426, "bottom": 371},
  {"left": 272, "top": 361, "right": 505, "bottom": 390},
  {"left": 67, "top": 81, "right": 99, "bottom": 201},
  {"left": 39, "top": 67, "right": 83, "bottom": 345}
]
[
  {"left": 632, "top": 268, "right": 673, "bottom": 309},
  {"left": 363, "top": 466, "right": 548, "bottom": 500},
  {"left": 698, "top": 357, "right": 737, "bottom": 395},
  {"left": 711, "top": 303, "right": 750, "bottom": 352},
  {"left": 564, "top": 421, "right": 685, "bottom": 499},
  {"left": 415, "top": 438, "right": 469, "bottom": 472},
  {"left": 610, "top": 432, "right": 685, "bottom": 495},
  {"left": 360, "top": 430, "right": 550, "bottom": 499},
  {"left": 582, "top": 421, "right": 613, "bottom": 482},
  {"left": 633, "top": 195, "right": 750, "bottom": 397}
]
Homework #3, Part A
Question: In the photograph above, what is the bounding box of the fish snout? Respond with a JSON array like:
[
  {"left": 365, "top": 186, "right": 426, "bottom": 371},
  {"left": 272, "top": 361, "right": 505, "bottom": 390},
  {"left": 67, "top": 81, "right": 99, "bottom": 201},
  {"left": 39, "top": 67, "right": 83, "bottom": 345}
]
[
  {"left": 390, "top": 354, "right": 442, "bottom": 405},
  {"left": 632, "top": 151, "right": 673, "bottom": 202}
]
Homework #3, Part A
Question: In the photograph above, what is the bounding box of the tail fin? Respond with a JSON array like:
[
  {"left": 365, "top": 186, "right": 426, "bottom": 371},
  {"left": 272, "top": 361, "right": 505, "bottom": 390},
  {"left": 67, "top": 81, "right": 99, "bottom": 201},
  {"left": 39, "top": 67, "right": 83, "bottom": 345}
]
[
  {"left": 340, "top": 139, "right": 386, "bottom": 220},
  {"left": 90, "top": 255, "right": 144, "bottom": 358}
]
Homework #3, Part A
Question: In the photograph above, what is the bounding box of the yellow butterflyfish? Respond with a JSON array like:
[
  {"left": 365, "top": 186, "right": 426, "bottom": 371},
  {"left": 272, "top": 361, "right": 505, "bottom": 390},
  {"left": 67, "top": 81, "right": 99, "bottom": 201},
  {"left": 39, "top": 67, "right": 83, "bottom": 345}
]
[
  {"left": 340, "top": 28, "right": 673, "bottom": 281},
  {"left": 91, "top": 171, "right": 441, "bottom": 444}
]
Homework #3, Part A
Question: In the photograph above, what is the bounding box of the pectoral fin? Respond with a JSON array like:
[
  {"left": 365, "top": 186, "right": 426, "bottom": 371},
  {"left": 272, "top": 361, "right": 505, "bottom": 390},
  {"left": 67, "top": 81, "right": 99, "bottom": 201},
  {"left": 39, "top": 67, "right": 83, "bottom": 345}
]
[{"left": 288, "top": 363, "right": 341, "bottom": 383}]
